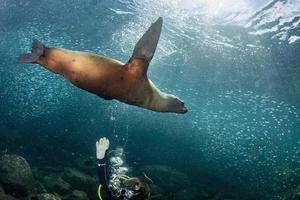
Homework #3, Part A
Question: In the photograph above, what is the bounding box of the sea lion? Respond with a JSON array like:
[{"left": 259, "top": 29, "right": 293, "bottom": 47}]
[{"left": 18, "top": 17, "right": 187, "bottom": 114}]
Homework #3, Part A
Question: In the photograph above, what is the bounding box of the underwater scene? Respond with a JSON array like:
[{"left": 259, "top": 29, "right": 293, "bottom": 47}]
[{"left": 1, "top": 0, "right": 300, "bottom": 200}]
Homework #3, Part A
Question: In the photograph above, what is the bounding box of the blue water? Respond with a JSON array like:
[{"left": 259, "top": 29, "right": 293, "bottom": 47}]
[{"left": 1, "top": 0, "right": 300, "bottom": 199}]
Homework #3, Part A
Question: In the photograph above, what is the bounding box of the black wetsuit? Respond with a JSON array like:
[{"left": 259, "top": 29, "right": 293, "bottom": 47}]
[{"left": 97, "top": 157, "right": 113, "bottom": 200}]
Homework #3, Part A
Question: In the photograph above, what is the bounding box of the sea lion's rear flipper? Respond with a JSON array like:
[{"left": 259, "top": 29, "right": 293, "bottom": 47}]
[
  {"left": 18, "top": 39, "right": 44, "bottom": 63},
  {"left": 129, "top": 17, "right": 163, "bottom": 74}
]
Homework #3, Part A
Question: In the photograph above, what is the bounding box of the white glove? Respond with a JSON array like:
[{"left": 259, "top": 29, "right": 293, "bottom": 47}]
[{"left": 96, "top": 137, "right": 110, "bottom": 159}]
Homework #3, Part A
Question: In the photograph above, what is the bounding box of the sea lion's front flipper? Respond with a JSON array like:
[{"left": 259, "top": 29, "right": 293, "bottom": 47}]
[
  {"left": 18, "top": 39, "right": 44, "bottom": 63},
  {"left": 129, "top": 17, "right": 163, "bottom": 74}
]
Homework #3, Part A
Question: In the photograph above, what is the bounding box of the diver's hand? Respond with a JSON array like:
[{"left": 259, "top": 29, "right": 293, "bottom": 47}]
[{"left": 96, "top": 137, "right": 110, "bottom": 159}]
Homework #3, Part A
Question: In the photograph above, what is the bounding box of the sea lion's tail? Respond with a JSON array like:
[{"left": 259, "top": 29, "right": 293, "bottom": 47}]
[
  {"left": 18, "top": 39, "right": 44, "bottom": 63},
  {"left": 127, "top": 17, "right": 163, "bottom": 76},
  {"left": 131, "top": 17, "right": 162, "bottom": 63}
]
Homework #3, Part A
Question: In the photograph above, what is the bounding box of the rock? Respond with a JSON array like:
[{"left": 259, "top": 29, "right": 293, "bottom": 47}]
[
  {"left": 63, "top": 168, "right": 98, "bottom": 199},
  {"left": 286, "top": 186, "right": 300, "bottom": 200},
  {"left": 63, "top": 168, "right": 96, "bottom": 187},
  {"left": 148, "top": 183, "right": 164, "bottom": 198},
  {"left": 0, "top": 154, "right": 34, "bottom": 197},
  {"left": 0, "top": 184, "right": 4, "bottom": 193},
  {"left": 140, "top": 165, "right": 190, "bottom": 192},
  {"left": 66, "top": 190, "right": 88, "bottom": 200},
  {"left": 0, "top": 192, "right": 18, "bottom": 200},
  {"left": 31, "top": 181, "right": 47, "bottom": 195},
  {"left": 43, "top": 176, "right": 71, "bottom": 195},
  {"left": 31, "top": 193, "right": 61, "bottom": 200}
]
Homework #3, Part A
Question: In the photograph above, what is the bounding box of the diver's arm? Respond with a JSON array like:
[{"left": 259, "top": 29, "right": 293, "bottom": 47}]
[
  {"left": 97, "top": 157, "right": 112, "bottom": 200},
  {"left": 96, "top": 137, "right": 112, "bottom": 200}
]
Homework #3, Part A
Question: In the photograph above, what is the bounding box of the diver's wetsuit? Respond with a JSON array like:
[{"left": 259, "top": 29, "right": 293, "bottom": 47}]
[{"left": 97, "top": 157, "right": 113, "bottom": 200}]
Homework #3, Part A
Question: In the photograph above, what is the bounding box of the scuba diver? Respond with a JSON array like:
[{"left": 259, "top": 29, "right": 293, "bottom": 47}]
[{"left": 96, "top": 137, "right": 150, "bottom": 200}]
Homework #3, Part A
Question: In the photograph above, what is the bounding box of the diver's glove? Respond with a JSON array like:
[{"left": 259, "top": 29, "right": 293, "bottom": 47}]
[{"left": 96, "top": 137, "right": 110, "bottom": 159}]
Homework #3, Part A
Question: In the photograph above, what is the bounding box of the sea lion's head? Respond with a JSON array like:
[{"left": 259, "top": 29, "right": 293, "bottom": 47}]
[{"left": 165, "top": 94, "right": 188, "bottom": 114}]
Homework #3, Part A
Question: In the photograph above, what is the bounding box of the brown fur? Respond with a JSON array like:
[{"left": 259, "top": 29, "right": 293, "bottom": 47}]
[{"left": 36, "top": 47, "right": 174, "bottom": 112}]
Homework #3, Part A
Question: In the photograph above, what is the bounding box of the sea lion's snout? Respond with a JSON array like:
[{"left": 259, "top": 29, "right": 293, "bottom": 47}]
[
  {"left": 166, "top": 96, "right": 188, "bottom": 114},
  {"left": 181, "top": 102, "right": 188, "bottom": 114},
  {"left": 178, "top": 101, "right": 188, "bottom": 114}
]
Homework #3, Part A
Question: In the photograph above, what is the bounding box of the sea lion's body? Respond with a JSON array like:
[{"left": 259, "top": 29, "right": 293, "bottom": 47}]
[
  {"left": 18, "top": 17, "right": 187, "bottom": 114},
  {"left": 39, "top": 48, "right": 160, "bottom": 111}
]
